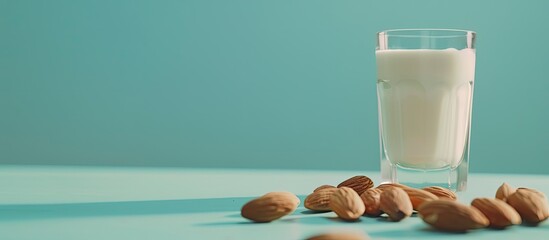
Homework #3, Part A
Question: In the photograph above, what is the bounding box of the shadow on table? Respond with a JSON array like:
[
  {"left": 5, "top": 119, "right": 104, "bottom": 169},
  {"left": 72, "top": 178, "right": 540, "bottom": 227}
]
[
  {"left": 0, "top": 196, "right": 264, "bottom": 222},
  {"left": 368, "top": 226, "right": 468, "bottom": 238},
  {"left": 197, "top": 211, "right": 397, "bottom": 227}
]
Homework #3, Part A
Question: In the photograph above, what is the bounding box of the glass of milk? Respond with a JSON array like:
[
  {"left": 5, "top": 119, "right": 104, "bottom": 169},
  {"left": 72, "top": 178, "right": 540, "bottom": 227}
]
[{"left": 376, "top": 29, "right": 476, "bottom": 191}]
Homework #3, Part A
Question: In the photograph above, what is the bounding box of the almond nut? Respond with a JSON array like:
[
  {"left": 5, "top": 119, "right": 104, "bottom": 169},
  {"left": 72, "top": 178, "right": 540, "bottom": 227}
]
[
  {"left": 422, "top": 186, "right": 457, "bottom": 200},
  {"left": 376, "top": 183, "right": 410, "bottom": 191},
  {"left": 306, "top": 232, "right": 370, "bottom": 240},
  {"left": 305, "top": 188, "right": 338, "bottom": 212},
  {"left": 329, "top": 187, "right": 365, "bottom": 221},
  {"left": 337, "top": 176, "right": 374, "bottom": 195},
  {"left": 418, "top": 199, "right": 489, "bottom": 232},
  {"left": 495, "top": 183, "right": 515, "bottom": 202},
  {"left": 241, "top": 192, "right": 300, "bottom": 222},
  {"left": 262, "top": 191, "right": 300, "bottom": 204},
  {"left": 507, "top": 188, "right": 549, "bottom": 224},
  {"left": 379, "top": 187, "right": 413, "bottom": 221},
  {"left": 471, "top": 198, "right": 521, "bottom": 228},
  {"left": 517, "top": 187, "right": 547, "bottom": 199},
  {"left": 314, "top": 184, "right": 336, "bottom": 192},
  {"left": 403, "top": 188, "right": 438, "bottom": 210},
  {"left": 360, "top": 188, "right": 383, "bottom": 217}
]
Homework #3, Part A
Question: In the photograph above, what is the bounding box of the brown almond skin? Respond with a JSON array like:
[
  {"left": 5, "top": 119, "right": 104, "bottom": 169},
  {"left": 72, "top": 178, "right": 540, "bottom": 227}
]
[
  {"left": 379, "top": 187, "right": 413, "bottom": 221},
  {"left": 495, "top": 183, "right": 515, "bottom": 202},
  {"left": 306, "top": 232, "right": 370, "bottom": 240},
  {"left": 418, "top": 199, "right": 489, "bottom": 232},
  {"left": 507, "top": 188, "right": 549, "bottom": 224},
  {"left": 241, "top": 192, "right": 300, "bottom": 222},
  {"left": 314, "top": 185, "right": 336, "bottom": 192},
  {"left": 422, "top": 186, "right": 457, "bottom": 200},
  {"left": 403, "top": 188, "right": 438, "bottom": 210},
  {"left": 517, "top": 187, "right": 547, "bottom": 199},
  {"left": 305, "top": 188, "right": 338, "bottom": 211},
  {"left": 471, "top": 198, "right": 521, "bottom": 228},
  {"left": 376, "top": 183, "right": 410, "bottom": 191},
  {"left": 337, "top": 176, "right": 374, "bottom": 195},
  {"left": 360, "top": 188, "right": 383, "bottom": 217},
  {"left": 329, "top": 187, "right": 365, "bottom": 221},
  {"left": 262, "top": 191, "right": 301, "bottom": 205},
  {"left": 376, "top": 184, "right": 439, "bottom": 209}
]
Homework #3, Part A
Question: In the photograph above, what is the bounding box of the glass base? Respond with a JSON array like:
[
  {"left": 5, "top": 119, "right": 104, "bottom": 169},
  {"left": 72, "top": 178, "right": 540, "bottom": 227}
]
[{"left": 380, "top": 159, "right": 468, "bottom": 192}]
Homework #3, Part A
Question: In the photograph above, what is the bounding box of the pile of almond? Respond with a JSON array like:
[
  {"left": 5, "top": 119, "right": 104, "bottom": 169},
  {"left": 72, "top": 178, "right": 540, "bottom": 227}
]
[{"left": 240, "top": 175, "right": 549, "bottom": 238}]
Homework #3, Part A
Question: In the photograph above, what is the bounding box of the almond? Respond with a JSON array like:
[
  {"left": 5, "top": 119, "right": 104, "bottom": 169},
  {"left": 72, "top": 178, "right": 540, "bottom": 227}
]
[
  {"left": 471, "top": 198, "right": 521, "bottom": 228},
  {"left": 262, "top": 191, "right": 301, "bottom": 205},
  {"left": 305, "top": 188, "right": 338, "bottom": 212},
  {"left": 495, "top": 183, "right": 515, "bottom": 202},
  {"left": 337, "top": 176, "right": 374, "bottom": 195},
  {"left": 314, "top": 184, "right": 336, "bottom": 192},
  {"left": 379, "top": 187, "right": 413, "bottom": 221},
  {"left": 306, "top": 232, "right": 370, "bottom": 240},
  {"left": 329, "top": 187, "right": 365, "bottom": 221},
  {"left": 403, "top": 188, "right": 438, "bottom": 210},
  {"left": 422, "top": 186, "right": 457, "bottom": 200},
  {"left": 507, "top": 188, "right": 549, "bottom": 224},
  {"left": 376, "top": 183, "right": 410, "bottom": 191},
  {"left": 418, "top": 199, "right": 489, "bottom": 232},
  {"left": 378, "top": 184, "right": 439, "bottom": 210},
  {"left": 241, "top": 192, "right": 300, "bottom": 222},
  {"left": 360, "top": 188, "right": 383, "bottom": 217},
  {"left": 517, "top": 187, "right": 547, "bottom": 199}
]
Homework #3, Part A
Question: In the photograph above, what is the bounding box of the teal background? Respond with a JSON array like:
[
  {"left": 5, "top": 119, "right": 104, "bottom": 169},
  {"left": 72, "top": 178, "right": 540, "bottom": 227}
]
[{"left": 1, "top": 0, "right": 548, "bottom": 174}]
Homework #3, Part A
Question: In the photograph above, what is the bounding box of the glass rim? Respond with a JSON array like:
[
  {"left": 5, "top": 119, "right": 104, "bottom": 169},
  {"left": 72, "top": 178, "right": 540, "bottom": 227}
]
[{"left": 378, "top": 28, "right": 476, "bottom": 38}]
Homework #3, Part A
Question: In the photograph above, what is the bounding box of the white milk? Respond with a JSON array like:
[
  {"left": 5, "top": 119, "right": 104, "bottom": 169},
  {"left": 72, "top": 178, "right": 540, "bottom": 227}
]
[{"left": 376, "top": 48, "right": 476, "bottom": 169}]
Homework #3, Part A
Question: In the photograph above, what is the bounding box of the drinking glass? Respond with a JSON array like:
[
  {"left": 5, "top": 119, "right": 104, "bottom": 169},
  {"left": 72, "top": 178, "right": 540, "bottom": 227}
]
[{"left": 376, "top": 29, "right": 476, "bottom": 191}]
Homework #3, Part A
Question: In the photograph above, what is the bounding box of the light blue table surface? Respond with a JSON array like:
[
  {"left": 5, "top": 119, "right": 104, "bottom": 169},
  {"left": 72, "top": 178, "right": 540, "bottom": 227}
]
[{"left": 0, "top": 165, "right": 548, "bottom": 239}]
